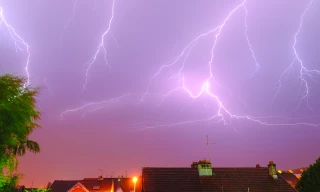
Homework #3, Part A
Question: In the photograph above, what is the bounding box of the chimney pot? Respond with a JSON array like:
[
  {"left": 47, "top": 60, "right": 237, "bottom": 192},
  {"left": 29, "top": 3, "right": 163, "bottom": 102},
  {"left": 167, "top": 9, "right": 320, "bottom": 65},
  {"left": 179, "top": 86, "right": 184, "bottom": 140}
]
[
  {"left": 192, "top": 160, "right": 212, "bottom": 176},
  {"left": 268, "top": 161, "right": 278, "bottom": 179}
]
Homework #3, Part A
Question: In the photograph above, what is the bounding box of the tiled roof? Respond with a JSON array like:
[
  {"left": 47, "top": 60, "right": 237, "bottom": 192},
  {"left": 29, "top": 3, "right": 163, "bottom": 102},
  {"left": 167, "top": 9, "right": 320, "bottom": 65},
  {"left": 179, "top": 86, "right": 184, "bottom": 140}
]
[
  {"left": 113, "top": 178, "right": 142, "bottom": 192},
  {"left": 80, "top": 179, "right": 113, "bottom": 192},
  {"left": 290, "top": 167, "right": 307, "bottom": 174},
  {"left": 279, "top": 172, "right": 299, "bottom": 188},
  {"left": 142, "top": 167, "right": 297, "bottom": 192},
  {"left": 82, "top": 177, "right": 142, "bottom": 192},
  {"left": 50, "top": 180, "right": 79, "bottom": 192}
]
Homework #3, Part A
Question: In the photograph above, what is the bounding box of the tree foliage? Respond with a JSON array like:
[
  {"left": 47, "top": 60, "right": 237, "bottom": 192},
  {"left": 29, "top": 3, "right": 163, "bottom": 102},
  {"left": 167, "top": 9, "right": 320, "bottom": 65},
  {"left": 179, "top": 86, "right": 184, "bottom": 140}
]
[
  {"left": 0, "top": 74, "right": 41, "bottom": 191},
  {"left": 0, "top": 174, "right": 20, "bottom": 192},
  {"left": 25, "top": 188, "right": 51, "bottom": 192},
  {"left": 295, "top": 157, "right": 320, "bottom": 192}
]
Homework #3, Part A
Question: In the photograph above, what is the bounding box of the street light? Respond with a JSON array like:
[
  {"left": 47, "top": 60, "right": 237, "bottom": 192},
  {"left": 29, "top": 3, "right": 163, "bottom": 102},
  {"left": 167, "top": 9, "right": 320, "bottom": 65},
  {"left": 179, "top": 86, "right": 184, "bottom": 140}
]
[{"left": 132, "top": 177, "right": 138, "bottom": 192}]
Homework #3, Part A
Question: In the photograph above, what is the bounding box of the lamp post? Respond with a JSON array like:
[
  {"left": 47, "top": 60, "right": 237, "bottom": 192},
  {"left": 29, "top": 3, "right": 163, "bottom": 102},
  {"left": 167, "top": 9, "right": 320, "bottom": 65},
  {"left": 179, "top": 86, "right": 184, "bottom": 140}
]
[{"left": 132, "top": 177, "right": 138, "bottom": 192}]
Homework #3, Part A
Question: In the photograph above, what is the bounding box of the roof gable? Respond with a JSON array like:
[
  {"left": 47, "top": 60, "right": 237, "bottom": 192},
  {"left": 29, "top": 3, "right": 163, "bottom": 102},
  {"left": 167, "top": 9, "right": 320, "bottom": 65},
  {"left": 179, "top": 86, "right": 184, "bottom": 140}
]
[
  {"left": 68, "top": 182, "right": 89, "bottom": 192},
  {"left": 80, "top": 179, "right": 113, "bottom": 192},
  {"left": 50, "top": 180, "right": 80, "bottom": 192}
]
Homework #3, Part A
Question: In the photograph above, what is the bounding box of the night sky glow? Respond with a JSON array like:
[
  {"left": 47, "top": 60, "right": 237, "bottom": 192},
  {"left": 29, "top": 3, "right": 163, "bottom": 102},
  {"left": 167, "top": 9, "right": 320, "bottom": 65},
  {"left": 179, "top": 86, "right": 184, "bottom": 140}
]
[{"left": 1, "top": 0, "right": 320, "bottom": 187}]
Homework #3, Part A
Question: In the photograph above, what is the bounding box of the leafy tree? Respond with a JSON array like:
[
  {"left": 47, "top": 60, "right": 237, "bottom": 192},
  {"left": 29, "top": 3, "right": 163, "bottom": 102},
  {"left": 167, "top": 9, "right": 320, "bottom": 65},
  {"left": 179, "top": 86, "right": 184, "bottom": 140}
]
[
  {"left": 0, "top": 74, "right": 41, "bottom": 191},
  {"left": 295, "top": 157, "right": 320, "bottom": 192},
  {"left": 0, "top": 174, "right": 20, "bottom": 192}
]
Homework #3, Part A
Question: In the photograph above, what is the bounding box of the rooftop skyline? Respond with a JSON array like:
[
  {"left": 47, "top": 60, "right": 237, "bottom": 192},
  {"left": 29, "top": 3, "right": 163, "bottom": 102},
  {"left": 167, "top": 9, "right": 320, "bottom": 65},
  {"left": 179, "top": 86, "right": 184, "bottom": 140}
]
[{"left": 1, "top": 0, "right": 320, "bottom": 187}]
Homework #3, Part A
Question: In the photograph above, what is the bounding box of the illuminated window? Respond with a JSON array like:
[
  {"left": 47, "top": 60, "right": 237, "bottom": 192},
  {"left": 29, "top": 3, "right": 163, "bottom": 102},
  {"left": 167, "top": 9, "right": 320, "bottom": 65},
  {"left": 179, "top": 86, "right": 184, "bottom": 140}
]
[{"left": 93, "top": 186, "right": 100, "bottom": 190}]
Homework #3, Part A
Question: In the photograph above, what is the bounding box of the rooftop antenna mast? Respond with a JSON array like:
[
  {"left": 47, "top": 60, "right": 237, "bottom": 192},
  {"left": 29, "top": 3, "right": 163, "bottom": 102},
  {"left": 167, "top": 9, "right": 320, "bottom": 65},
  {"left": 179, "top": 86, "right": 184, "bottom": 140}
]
[
  {"left": 98, "top": 169, "right": 104, "bottom": 177},
  {"left": 206, "top": 135, "right": 216, "bottom": 162}
]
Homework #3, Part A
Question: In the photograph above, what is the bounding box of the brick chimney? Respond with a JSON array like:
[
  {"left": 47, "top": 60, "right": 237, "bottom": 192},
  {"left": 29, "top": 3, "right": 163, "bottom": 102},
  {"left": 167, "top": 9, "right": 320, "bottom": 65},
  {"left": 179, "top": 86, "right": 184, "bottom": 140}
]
[
  {"left": 268, "top": 161, "right": 278, "bottom": 179},
  {"left": 191, "top": 160, "right": 212, "bottom": 176}
]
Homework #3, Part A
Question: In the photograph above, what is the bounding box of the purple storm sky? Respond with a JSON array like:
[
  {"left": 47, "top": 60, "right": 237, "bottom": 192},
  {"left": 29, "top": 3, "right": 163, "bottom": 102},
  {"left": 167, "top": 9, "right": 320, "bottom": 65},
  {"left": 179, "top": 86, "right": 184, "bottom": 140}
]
[{"left": 1, "top": 0, "right": 320, "bottom": 187}]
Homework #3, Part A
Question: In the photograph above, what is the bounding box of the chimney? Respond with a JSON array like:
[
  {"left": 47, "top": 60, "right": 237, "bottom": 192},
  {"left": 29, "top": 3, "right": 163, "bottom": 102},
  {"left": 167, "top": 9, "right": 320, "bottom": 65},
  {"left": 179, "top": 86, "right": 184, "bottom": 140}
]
[
  {"left": 191, "top": 162, "right": 198, "bottom": 168},
  {"left": 268, "top": 161, "right": 278, "bottom": 179},
  {"left": 191, "top": 160, "right": 212, "bottom": 176},
  {"left": 256, "top": 164, "right": 260, "bottom": 168}
]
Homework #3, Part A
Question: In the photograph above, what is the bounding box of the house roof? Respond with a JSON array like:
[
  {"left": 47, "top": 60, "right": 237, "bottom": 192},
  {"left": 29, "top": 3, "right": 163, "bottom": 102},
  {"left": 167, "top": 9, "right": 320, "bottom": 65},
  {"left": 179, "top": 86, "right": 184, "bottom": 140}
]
[
  {"left": 50, "top": 179, "right": 113, "bottom": 192},
  {"left": 279, "top": 172, "right": 299, "bottom": 188},
  {"left": 290, "top": 167, "right": 307, "bottom": 174},
  {"left": 84, "top": 177, "right": 142, "bottom": 192},
  {"left": 79, "top": 179, "right": 113, "bottom": 192},
  {"left": 142, "top": 167, "right": 297, "bottom": 192},
  {"left": 50, "top": 180, "right": 80, "bottom": 192},
  {"left": 113, "top": 178, "right": 142, "bottom": 192}
]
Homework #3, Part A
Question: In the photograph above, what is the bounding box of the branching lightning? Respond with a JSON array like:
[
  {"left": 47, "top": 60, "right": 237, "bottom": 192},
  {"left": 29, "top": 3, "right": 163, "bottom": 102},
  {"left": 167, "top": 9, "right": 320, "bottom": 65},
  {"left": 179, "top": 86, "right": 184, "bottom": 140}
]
[
  {"left": 275, "top": 0, "right": 319, "bottom": 110},
  {"left": 133, "top": 0, "right": 320, "bottom": 130},
  {"left": 60, "top": 93, "right": 131, "bottom": 120},
  {"left": 59, "top": 0, "right": 320, "bottom": 130},
  {"left": 60, "top": 0, "right": 79, "bottom": 48},
  {"left": 0, "top": 7, "right": 31, "bottom": 87},
  {"left": 82, "top": 0, "right": 116, "bottom": 92},
  {"left": 138, "top": 1, "right": 249, "bottom": 126},
  {"left": 244, "top": 5, "right": 259, "bottom": 77},
  {"left": 44, "top": 78, "right": 54, "bottom": 96}
]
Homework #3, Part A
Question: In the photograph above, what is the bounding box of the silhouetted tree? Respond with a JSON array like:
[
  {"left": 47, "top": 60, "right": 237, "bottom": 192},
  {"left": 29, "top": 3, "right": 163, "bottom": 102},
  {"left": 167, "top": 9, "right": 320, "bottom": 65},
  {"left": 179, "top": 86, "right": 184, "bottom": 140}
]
[
  {"left": 295, "top": 157, "right": 320, "bottom": 192},
  {"left": 0, "top": 74, "right": 41, "bottom": 191}
]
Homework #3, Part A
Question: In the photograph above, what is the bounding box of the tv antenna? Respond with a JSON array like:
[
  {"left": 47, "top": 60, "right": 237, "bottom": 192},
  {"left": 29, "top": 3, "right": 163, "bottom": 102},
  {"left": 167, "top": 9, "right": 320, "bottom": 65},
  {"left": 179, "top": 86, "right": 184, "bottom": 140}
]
[
  {"left": 206, "top": 135, "right": 216, "bottom": 162},
  {"left": 98, "top": 169, "right": 104, "bottom": 177}
]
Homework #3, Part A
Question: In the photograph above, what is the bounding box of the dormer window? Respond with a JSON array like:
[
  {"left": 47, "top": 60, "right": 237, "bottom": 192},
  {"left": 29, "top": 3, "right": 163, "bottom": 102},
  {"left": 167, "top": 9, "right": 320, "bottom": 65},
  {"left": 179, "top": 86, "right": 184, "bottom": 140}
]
[{"left": 93, "top": 186, "right": 100, "bottom": 190}]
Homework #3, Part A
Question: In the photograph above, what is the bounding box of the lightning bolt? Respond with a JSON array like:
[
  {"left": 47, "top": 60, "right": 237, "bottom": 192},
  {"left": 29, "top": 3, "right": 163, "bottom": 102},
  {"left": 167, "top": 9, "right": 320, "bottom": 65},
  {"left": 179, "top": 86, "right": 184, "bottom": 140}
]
[
  {"left": 244, "top": 5, "right": 259, "bottom": 77},
  {"left": 132, "top": 117, "right": 320, "bottom": 131},
  {"left": 0, "top": 7, "right": 31, "bottom": 87},
  {"left": 60, "top": 0, "right": 320, "bottom": 130},
  {"left": 139, "top": 1, "right": 247, "bottom": 125},
  {"left": 82, "top": 0, "right": 116, "bottom": 92},
  {"left": 81, "top": 106, "right": 104, "bottom": 118},
  {"left": 133, "top": 0, "right": 320, "bottom": 130},
  {"left": 275, "top": 0, "right": 319, "bottom": 110},
  {"left": 60, "top": 0, "right": 79, "bottom": 48},
  {"left": 60, "top": 93, "right": 131, "bottom": 120},
  {"left": 44, "top": 78, "right": 54, "bottom": 96}
]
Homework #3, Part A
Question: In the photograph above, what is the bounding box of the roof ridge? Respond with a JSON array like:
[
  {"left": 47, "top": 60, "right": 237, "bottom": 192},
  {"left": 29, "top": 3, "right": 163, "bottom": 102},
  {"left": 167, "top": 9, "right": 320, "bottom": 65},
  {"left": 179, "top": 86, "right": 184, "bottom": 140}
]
[
  {"left": 54, "top": 180, "right": 80, "bottom": 181},
  {"left": 142, "top": 167, "right": 268, "bottom": 168}
]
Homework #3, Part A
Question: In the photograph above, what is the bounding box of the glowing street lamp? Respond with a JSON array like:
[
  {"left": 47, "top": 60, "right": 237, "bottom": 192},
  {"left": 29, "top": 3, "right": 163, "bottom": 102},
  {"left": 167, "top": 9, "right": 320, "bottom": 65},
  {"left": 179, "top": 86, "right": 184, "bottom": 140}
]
[{"left": 132, "top": 177, "right": 138, "bottom": 192}]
